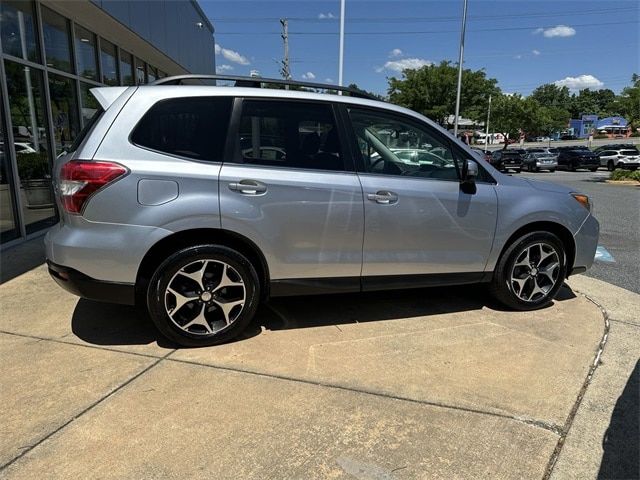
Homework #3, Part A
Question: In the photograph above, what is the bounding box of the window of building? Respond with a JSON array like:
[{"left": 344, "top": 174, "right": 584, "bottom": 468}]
[
  {"left": 348, "top": 107, "right": 458, "bottom": 181},
  {"left": 79, "top": 82, "right": 100, "bottom": 128},
  {"left": 99, "top": 39, "right": 119, "bottom": 86},
  {"left": 237, "top": 100, "right": 344, "bottom": 171},
  {"left": 119, "top": 50, "right": 134, "bottom": 86},
  {"left": 147, "top": 66, "right": 158, "bottom": 83},
  {"left": 131, "top": 97, "right": 232, "bottom": 161},
  {"left": 5, "top": 60, "right": 56, "bottom": 234},
  {"left": 74, "top": 24, "right": 98, "bottom": 80},
  {"left": 0, "top": 100, "right": 20, "bottom": 242},
  {"left": 0, "top": 0, "right": 40, "bottom": 62},
  {"left": 41, "top": 6, "right": 73, "bottom": 73},
  {"left": 48, "top": 74, "right": 80, "bottom": 154},
  {"left": 135, "top": 58, "right": 146, "bottom": 85}
]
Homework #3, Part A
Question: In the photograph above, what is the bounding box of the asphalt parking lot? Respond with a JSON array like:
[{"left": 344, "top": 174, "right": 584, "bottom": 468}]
[{"left": 519, "top": 169, "right": 639, "bottom": 293}]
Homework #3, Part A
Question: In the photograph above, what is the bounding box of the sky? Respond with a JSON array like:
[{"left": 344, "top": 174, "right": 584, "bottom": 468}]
[{"left": 200, "top": 0, "right": 640, "bottom": 97}]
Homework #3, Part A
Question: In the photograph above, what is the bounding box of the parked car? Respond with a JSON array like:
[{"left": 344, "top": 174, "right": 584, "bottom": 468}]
[
  {"left": 597, "top": 148, "right": 640, "bottom": 171},
  {"left": 556, "top": 149, "right": 600, "bottom": 172},
  {"left": 491, "top": 149, "right": 523, "bottom": 172},
  {"left": 534, "top": 136, "right": 551, "bottom": 142},
  {"left": 526, "top": 147, "right": 559, "bottom": 159},
  {"left": 45, "top": 75, "right": 599, "bottom": 346},
  {"left": 560, "top": 134, "right": 578, "bottom": 140},
  {"left": 593, "top": 144, "right": 639, "bottom": 155},
  {"left": 522, "top": 152, "right": 557, "bottom": 172}
]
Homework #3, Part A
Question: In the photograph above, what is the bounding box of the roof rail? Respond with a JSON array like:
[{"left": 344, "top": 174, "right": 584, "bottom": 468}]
[{"left": 150, "top": 74, "right": 378, "bottom": 100}]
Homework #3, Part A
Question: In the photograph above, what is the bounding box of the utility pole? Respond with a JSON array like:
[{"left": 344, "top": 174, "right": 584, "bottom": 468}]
[
  {"left": 338, "top": 0, "right": 346, "bottom": 90},
  {"left": 453, "top": 0, "right": 468, "bottom": 137},
  {"left": 484, "top": 94, "right": 492, "bottom": 149},
  {"left": 280, "top": 18, "right": 291, "bottom": 80}
]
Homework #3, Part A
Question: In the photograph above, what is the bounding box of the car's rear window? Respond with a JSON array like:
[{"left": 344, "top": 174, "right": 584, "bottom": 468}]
[
  {"left": 131, "top": 96, "right": 232, "bottom": 161},
  {"left": 621, "top": 150, "right": 638, "bottom": 155}
]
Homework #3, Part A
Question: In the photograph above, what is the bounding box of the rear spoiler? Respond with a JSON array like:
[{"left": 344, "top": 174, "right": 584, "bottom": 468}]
[{"left": 90, "top": 87, "right": 132, "bottom": 110}]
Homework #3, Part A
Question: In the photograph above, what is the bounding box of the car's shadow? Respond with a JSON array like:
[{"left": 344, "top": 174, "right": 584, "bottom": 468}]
[{"left": 71, "top": 283, "right": 577, "bottom": 348}]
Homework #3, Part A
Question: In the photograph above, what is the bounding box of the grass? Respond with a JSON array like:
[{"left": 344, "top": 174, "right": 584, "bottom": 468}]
[{"left": 609, "top": 169, "right": 640, "bottom": 182}]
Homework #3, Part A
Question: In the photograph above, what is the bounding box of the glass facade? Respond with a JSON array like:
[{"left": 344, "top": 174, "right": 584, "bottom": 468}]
[{"left": 0, "top": 1, "right": 187, "bottom": 246}]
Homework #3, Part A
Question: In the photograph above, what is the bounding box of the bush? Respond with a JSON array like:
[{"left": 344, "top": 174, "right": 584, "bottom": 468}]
[
  {"left": 630, "top": 131, "right": 640, "bottom": 138},
  {"left": 610, "top": 169, "right": 640, "bottom": 182}
]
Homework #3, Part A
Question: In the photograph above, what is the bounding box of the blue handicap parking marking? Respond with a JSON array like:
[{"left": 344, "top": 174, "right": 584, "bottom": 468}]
[{"left": 595, "top": 245, "right": 615, "bottom": 263}]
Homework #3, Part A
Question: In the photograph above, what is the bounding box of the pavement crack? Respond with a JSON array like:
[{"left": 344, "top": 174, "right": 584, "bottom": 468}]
[
  {"left": 0, "top": 350, "right": 174, "bottom": 473},
  {"left": 542, "top": 292, "right": 611, "bottom": 480}
]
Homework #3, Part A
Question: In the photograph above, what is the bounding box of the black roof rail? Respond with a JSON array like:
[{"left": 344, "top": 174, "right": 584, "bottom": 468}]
[{"left": 150, "top": 74, "right": 378, "bottom": 100}]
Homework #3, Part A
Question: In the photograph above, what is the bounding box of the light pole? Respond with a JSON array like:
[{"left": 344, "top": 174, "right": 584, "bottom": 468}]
[
  {"left": 453, "top": 0, "right": 468, "bottom": 137},
  {"left": 484, "top": 94, "right": 492, "bottom": 149},
  {"left": 338, "top": 0, "right": 346, "bottom": 90}
]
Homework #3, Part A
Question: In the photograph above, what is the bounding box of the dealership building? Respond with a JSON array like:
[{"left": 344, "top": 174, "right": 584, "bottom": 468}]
[{"left": 0, "top": 0, "right": 215, "bottom": 248}]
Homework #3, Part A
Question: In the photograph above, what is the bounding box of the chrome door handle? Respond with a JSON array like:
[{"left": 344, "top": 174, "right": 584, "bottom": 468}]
[
  {"left": 367, "top": 191, "right": 398, "bottom": 205},
  {"left": 229, "top": 180, "right": 267, "bottom": 195}
]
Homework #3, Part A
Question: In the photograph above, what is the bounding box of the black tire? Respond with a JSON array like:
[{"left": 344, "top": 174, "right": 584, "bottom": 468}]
[
  {"left": 146, "top": 245, "right": 260, "bottom": 347},
  {"left": 549, "top": 169, "right": 556, "bottom": 173},
  {"left": 489, "top": 231, "right": 567, "bottom": 311},
  {"left": 569, "top": 162, "right": 577, "bottom": 172},
  {"left": 589, "top": 167, "right": 598, "bottom": 172},
  {"left": 607, "top": 160, "right": 614, "bottom": 172}
]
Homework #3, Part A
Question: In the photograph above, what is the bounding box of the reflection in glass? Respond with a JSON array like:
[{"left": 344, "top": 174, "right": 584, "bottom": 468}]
[
  {"left": 147, "top": 66, "right": 158, "bottom": 83},
  {"left": 74, "top": 25, "right": 98, "bottom": 80},
  {"left": 41, "top": 6, "right": 73, "bottom": 72},
  {"left": 0, "top": 0, "right": 40, "bottom": 62},
  {"left": 5, "top": 61, "right": 57, "bottom": 234},
  {"left": 79, "top": 82, "right": 99, "bottom": 127},
  {"left": 0, "top": 102, "right": 20, "bottom": 243},
  {"left": 120, "top": 50, "right": 134, "bottom": 85},
  {"left": 48, "top": 74, "right": 80, "bottom": 154},
  {"left": 100, "top": 39, "right": 119, "bottom": 86},
  {"left": 135, "top": 58, "right": 146, "bottom": 85}
]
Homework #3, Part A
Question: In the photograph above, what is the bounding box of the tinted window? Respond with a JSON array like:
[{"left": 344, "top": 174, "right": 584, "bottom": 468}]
[
  {"left": 132, "top": 97, "right": 232, "bottom": 161},
  {"left": 237, "top": 100, "right": 344, "bottom": 171},
  {"left": 348, "top": 107, "right": 458, "bottom": 181}
]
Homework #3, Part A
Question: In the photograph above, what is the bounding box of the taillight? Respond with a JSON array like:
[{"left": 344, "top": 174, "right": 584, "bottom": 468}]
[{"left": 59, "top": 161, "right": 127, "bottom": 214}]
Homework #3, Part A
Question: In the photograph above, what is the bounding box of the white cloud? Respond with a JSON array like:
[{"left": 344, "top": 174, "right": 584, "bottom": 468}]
[
  {"left": 534, "top": 25, "right": 576, "bottom": 38},
  {"left": 318, "top": 12, "right": 335, "bottom": 19},
  {"left": 376, "top": 58, "right": 432, "bottom": 73},
  {"left": 389, "top": 48, "right": 403, "bottom": 58},
  {"left": 214, "top": 43, "right": 250, "bottom": 65},
  {"left": 532, "top": 49, "right": 541, "bottom": 56},
  {"left": 554, "top": 74, "right": 603, "bottom": 91},
  {"left": 302, "top": 71, "right": 316, "bottom": 80},
  {"left": 216, "top": 64, "right": 233, "bottom": 73},
  {"left": 325, "top": 77, "right": 334, "bottom": 83},
  {"left": 514, "top": 54, "right": 522, "bottom": 60}
]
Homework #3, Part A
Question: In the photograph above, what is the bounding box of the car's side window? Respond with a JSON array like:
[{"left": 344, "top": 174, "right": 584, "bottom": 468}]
[
  {"left": 236, "top": 100, "right": 345, "bottom": 172},
  {"left": 347, "top": 107, "right": 459, "bottom": 181},
  {"left": 131, "top": 96, "right": 232, "bottom": 161}
]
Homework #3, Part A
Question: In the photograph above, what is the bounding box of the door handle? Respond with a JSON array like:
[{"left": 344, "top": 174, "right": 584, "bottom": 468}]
[
  {"left": 228, "top": 179, "right": 267, "bottom": 195},
  {"left": 367, "top": 191, "right": 398, "bottom": 205}
]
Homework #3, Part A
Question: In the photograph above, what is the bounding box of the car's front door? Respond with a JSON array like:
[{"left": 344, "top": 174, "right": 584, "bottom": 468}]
[
  {"left": 219, "top": 99, "right": 364, "bottom": 293},
  {"left": 343, "top": 106, "right": 498, "bottom": 285}
]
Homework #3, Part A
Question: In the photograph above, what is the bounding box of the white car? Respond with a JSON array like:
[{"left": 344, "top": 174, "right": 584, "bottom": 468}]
[{"left": 597, "top": 148, "right": 640, "bottom": 171}]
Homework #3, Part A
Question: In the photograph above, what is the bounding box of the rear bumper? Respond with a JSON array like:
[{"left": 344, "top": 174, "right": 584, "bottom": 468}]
[{"left": 47, "top": 260, "right": 135, "bottom": 305}]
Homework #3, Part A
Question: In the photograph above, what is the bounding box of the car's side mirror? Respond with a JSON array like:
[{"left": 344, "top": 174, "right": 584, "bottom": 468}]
[{"left": 462, "top": 159, "right": 478, "bottom": 183}]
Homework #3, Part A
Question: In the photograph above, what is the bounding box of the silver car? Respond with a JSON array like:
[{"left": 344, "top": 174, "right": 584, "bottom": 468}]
[
  {"left": 597, "top": 148, "right": 640, "bottom": 171},
  {"left": 45, "top": 76, "right": 599, "bottom": 347},
  {"left": 522, "top": 152, "right": 558, "bottom": 172}
]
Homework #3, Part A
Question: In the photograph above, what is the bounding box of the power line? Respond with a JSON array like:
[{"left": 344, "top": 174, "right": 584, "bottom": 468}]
[
  {"left": 216, "top": 20, "right": 639, "bottom": 35},
  {"left": 211, "top": 6, "right": 635, "bottom": 23}
]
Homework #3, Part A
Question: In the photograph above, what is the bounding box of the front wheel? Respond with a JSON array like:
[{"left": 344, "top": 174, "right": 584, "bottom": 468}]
[
  {"left": 589, "top": 167, "right": 599, "bottom": 172},
  {"left": 146, "top": 245, "right": 260, "bottom": 347},
  {"left": 607, "top": 160, "right": 615, "bottom": 171},
  {"left": 489, "top": 232, "right": 566, "bottom": 310}
]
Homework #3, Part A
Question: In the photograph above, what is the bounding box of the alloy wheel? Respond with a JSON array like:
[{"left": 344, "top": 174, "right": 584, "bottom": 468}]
[
  {"left": 164, "top": 259, "right": 246, "bottom": 335},
  {"left": 509, "top": 242, "right": 561, "bottom": 302}
]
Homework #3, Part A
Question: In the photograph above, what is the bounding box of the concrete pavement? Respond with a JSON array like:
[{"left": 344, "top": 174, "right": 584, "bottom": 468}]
[{"left": 0, "top": 250, "right": 636, "bottom": 478}]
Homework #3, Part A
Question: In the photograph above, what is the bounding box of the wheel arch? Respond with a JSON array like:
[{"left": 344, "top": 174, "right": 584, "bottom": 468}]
[
  {"left": 136, "top": 228, "right": 271, "bottom": 302},
  {"left": 498, "top": 221, "right": 576, "bottom": 277}
]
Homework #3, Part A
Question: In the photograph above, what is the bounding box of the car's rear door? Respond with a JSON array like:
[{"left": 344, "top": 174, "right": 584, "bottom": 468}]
[
  {"left": 219, "top": 98, "right": 364, "bottom": 293},
  {"left": 341, "top": 105, "right": 498, "bottom": 286}
]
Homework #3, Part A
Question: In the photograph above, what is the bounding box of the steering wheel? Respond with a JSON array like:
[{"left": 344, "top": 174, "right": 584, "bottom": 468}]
[{"left": 370, "top": 157, "right": 386, "bottom": 170}]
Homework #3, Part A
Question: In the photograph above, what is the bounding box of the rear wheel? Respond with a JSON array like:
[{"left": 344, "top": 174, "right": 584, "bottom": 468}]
[
  {"left": 146, "top": 245, "right": 260, "bottom": 347},
  {"left": 489, "top": 232, "right": 566, "bottom": 310},
  {"left": 607, "top": 160, "right": 615, "bottom": 171},
  {"left": 569, "top": 162, "right": 577, "bottom": 172},
  {"left": 589, "top": 167, "right": 598, "bottom": 172}
]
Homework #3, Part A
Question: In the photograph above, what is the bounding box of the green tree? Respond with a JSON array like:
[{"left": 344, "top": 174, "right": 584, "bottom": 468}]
[
  {"left": 490, "top": 94, "right": 526, "bottom": 148},
  {"left": 608, "top": 74, "right": 640, "bottom": 130},
  {"left": 530, "top": 84, "right": 571, "bottom": 111},
  {"left": 386, "top": 61, "right": 500, "bottom": 126},
  {"left": 568, "top": 88, "right": 617, "bottom": 118}
]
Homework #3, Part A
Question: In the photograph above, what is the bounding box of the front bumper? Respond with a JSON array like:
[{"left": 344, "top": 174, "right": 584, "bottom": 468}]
[
  {"left": 571, "top": 214, "right": 600, "bottom": 275},
  {"left": 47, "top": 261, "right": 135, "bottom": 305}
]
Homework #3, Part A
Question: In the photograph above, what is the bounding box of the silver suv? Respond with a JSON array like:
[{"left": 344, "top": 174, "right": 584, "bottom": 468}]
[{"left": 45, "top": 76, "right": 599, "bottom": 347}]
